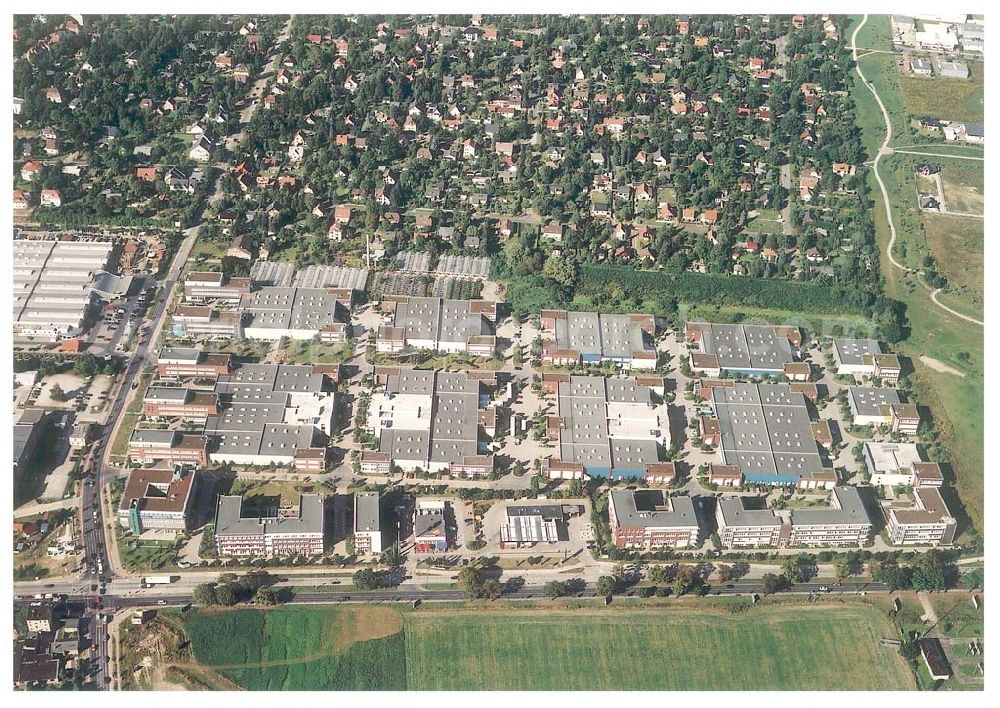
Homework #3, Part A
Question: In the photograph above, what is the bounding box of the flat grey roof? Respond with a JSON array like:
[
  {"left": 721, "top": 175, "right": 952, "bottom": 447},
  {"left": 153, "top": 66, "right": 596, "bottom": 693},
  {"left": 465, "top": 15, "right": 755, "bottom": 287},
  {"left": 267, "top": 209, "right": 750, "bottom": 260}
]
[
  {"left": 554, "top": 311, "right": 649, "bottom": 360},
  {"left": 354, "top": 492, "right": 381, "bottom": 533},
  {"left": 609, "top": 489, "right": 699, "bottom": 528},
  {"left": 848, "top": 386, "right": 902, "bottom": 418},
  {"left": 243, "top": 287, "right": 344, "bottom": 332},
  {"left": 129, "top": 429, "right": 178, "bottom": 445},
  {"left": 717, "top": 497, "right": 782, "bottom": 527},
  {"left": 833, "top": 338, "right": 882, "bottom": 367},
  {"left": 712, "top": 383, "right": 825, "bottom": 480},
  {"left": 215, "top": 493, "right": 325, "bottom": 537},
  {"left": 158, "top": 347, "right": 202, "bottom": 363},
  {"left": 506, "top": 504, "right": 565, "bottom": 520},
  {"left": 414, "top": 509, "right": 446, "bottom": 538},
  {"left": 789, "top": 487, "right": 873, "bottom": 526},
  {"left": 698, "top": 323, "right": 794, "bottom": 371},
  {"left": 144, "top": 386, "right": 193, "bottom": 404},
  {"left": 391, "top": 297, "right": 490, "bottom": 346}
]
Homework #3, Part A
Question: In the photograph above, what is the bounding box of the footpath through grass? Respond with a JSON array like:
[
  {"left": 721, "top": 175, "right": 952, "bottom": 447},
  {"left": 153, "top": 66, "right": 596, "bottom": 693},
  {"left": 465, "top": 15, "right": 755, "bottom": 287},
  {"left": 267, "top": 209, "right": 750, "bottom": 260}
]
[{"left": 848, "top": 15, "right": 984, "bottom": 538}]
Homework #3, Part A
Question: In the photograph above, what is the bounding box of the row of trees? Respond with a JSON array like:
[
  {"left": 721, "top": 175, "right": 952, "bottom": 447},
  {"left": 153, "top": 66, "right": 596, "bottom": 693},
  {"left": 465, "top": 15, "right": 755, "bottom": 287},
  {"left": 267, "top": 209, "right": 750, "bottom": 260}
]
[{"left": 193, "top": 571, "right": 282, "bottom": 606}]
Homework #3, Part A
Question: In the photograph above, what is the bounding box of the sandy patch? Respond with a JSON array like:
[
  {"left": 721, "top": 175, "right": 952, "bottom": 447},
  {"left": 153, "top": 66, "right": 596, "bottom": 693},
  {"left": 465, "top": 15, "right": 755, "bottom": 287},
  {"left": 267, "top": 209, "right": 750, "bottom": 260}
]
[{"left": 919, "top": 355, "right": 966, "bottom": 377}]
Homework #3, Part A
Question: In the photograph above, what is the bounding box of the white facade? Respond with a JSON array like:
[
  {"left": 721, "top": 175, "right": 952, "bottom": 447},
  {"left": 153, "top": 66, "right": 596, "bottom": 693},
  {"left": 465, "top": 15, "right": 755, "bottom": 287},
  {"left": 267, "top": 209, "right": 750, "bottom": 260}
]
[{"left": 864, "top": 442, "right": 923, "bottom": 486}]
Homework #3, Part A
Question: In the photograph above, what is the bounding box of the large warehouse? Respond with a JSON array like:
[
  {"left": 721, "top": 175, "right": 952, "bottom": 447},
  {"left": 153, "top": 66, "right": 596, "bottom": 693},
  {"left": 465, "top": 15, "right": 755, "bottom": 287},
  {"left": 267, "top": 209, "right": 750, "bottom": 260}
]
[
  {"left": 686, "top": 322, "right": 801, "bottom": 377},
  {"left": 13, "top": 239, "right": 116, "bottom": 340},
  {"left": 544, "top": 375, "right": 670, "bottom": 481},
  {"left": 364, "top": 368, "right": 497, "bottom": 476},
  {"left": 708, "top": 382, "right": 836, "bottom": 489},
  {"left": 204, "top": 364, "right": 335, "bottom": 467},
  {"left": 376, "top": 296, "right": 497, "bottom": 355},
  {"left": 241, "top": 286, "right": 351, "bottom": 341},
  {"left": 539, "top": 310, "right": 657, "bottom": 369}
]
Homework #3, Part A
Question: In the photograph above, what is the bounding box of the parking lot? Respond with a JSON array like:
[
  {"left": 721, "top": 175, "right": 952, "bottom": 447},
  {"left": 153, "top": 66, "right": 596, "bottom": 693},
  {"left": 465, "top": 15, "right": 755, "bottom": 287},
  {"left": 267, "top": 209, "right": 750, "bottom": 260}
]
[{"left": 477, "top": 498, "right": 593, "bottom": 559}]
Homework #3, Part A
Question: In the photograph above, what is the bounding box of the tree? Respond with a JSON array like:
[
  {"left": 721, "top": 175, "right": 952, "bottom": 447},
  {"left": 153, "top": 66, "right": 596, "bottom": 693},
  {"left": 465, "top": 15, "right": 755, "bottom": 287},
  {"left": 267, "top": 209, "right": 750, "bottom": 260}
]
[
  {"left": 49, "top": 383, "right": 67, "bottom": 402},
  {"left": 646, "top": 565, "right": 669, "bottom": 585},
  {"left": 543, "top": 580, "right": 567, "bottom": 598},
  {"left": 381, "top": 543, "right": 402, "bottom": 567},
  {"left": 910, "top": 564, "right": 946, "bottom": 592},
  {"left": 672, "top": 564, "right": 703, "bottom": 597},
  {"left": 716, "top": 564, "right": 733, "bottom": 583},
  {"left": 253, "top": 587, "right": 279, "bottom": 606},
  {"left": 780, "top": 554, "right": 815, "bottom": 583},
  {"left": 215, "top": 583, "right": 237, "bottom": 606},
  {"left": 193, "top": 582, "right": 217, "bottom": 606},
  {"left": 834, "top": 554, "right": 860, "bottom": 582},
  {"left": 962, "top": 568, "right": 984, "bottom": 591},
  {"left": 72, "top": 353, "right": 100, "bottom": 378},
  {"left": 353, "top": 567, "right": 379, "bottom": 590},
  {"left": 761, "top": 573, "right": 788, "bottom": 595},
  {"left": 457, "top": 566, "right": 483, "bottom": 599},
  {"left": 481, "top": 578, "right": 502, "bottom": 600},
  {"left": 596, "top": 575, "right": 619, "bottom": 597}
]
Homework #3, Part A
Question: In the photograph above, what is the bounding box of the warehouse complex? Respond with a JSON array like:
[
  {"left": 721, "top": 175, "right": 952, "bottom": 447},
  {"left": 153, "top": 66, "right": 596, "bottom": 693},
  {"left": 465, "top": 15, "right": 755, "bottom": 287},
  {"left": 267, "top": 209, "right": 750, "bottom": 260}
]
[
  {"left": 539, "top": 309, "right": 657, "bottom": 369},
  {"left": 363, "top": 368, "right": 498, "bottom": 476},
  {"left": 832, "top": 338, "right": 901, "bottom": 383},
  {"left": 706, "top": 382, "right": 836, "bottom": 489},
  {"left": 241, "top": 287, "right": 351, "bottom": 341},
  {"left": 13, "top": 238, "right": 117, "bottom": 340},
  {"left": 205, "top": 364, "right": 335, "bottom": 467},
  {"left": 542, "top": 374, "right": 671, "bottom": 481},
  {"left": 376, "top": 296, "right": 497, "bottom": 355},
  {"left": 686, "top": 322, "right": 802, "bottom": 377}
]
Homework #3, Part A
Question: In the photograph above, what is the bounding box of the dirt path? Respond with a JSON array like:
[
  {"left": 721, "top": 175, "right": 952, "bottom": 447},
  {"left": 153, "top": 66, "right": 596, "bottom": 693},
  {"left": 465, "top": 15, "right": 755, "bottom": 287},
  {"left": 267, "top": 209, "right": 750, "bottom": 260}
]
[{"left": 919, "top": 355, "right": 967, "bottom": 377}]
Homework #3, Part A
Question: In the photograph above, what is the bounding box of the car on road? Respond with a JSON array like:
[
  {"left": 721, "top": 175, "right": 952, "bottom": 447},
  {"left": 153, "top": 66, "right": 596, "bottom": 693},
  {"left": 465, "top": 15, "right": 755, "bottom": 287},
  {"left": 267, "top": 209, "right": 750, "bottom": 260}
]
[{"left": 157, "top": 600, "right": 167, "bottom": 605}]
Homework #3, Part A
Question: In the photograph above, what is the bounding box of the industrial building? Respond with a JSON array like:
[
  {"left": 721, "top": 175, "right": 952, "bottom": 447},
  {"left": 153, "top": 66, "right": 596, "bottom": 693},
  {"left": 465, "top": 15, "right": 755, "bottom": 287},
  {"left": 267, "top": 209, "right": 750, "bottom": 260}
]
[
  {"left": 204, "top": 364, "right": 335, "bottom": 467},
  {"left": 499, "top": 504, "right": 567, "bottom": 546},
  {"left": 413, "top": 499, "right": 449, "bottom": 552},
  {"left": 170, "top": 305, "right": 243, "bottom": 339},
  {"left": 214, "top": 493, "right": 325, "bottom": 556},
  {"left": 127, "top": 429, "right": 209, "bottom": 465},
  {"left": 376, "top": 296, "right": 497, "bottom": 356},
  {"left": 707, "top": 382, "right": 836, "bottom": 489},
  {"left": 13, "top": 408, "right": 48, "bottom": 473},
  {"left": 717, "top": 487, "right": 876, "bottom": 548},
  {"left": 831, "top": 338, "right": 900, "bottom": 382},
  {"left": 847, "top": 387, "right": 920, "bottom": 433},
  {"left": 885, "top": 487, "right": 957, "bottom": 546},
  {"left": 863, "top": 442, "right": 938, "bottom": 487},
  {"left": 157, "top": 347, "right": 233, "bottom": 378},
  {"left": 686, "top": 322, "right": 801, "bottom": 377},
  {"left": 542, "top": 374, "right": 670, "bottom": 481},
  {"left": 182, "top": 271, "right": 251, "bottom": 302},
  {"left": 117, "top": 461, "right": 198, "bottom": 533},
  {"left": 353, "top": 491, "right": 383, "bottom": 554},
  {"left": 365, "top": 368, "right": 497, "bottom": 476},
  {"left": 608, "top": 489, "right": 701, "bottom": 549},
  {"left": 13, "top": 239, "right": 117, "bottom": 340},
  {"left": 539, "top": 310, "right": 657, "bottom": 370},
  {"left": 143, "top": 387, "right": 220, "bottom": 420},
  {"left": 241, "top": 287, "right": 351, "bottom": 342}
]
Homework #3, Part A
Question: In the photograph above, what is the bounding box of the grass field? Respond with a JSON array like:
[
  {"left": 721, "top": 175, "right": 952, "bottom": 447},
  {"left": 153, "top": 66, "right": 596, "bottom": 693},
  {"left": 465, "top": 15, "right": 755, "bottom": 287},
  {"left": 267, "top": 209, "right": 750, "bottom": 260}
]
[
  {"left": 404, "top": 605, "right": 912, "bottom": 690},
  {"left": 939, "top": 164, "right": 984, "bottom": 215},
  {"left": 898, "top": 62, "right": 984, "bottom": 124},
  {"left": 177, "top": 603, "right": 914, "bottom": 691},
  {"left": 849, "top": 32, "right": 984, "bottom": 538},
  {"left": 185, "top": 606, "right": 406, "bottom": 690},
  {"left": 228, "top": 479, "right": 337, "bottom": 507},
  {"left": 922, "top": 213, "right": 983, "bottom": 298}
]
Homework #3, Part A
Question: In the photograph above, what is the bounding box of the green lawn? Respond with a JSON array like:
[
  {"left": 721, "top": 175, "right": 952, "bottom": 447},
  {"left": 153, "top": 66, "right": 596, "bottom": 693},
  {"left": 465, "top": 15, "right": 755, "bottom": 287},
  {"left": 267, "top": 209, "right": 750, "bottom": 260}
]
[
  {"left": 403, "top": 605, "right": 914, "bottom": 690},
  {"left": 939, "top": 163, "right": 984, "bottom": 216},
  {"left": 847, "top": 14, "right": 891, "bottom": 50}
]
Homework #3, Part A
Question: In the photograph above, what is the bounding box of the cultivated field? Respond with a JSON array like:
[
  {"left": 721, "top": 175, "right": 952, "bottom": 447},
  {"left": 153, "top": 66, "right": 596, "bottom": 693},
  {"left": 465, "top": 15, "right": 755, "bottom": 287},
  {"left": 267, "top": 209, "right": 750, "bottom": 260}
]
[
  {"left": 403, "top": 604, "right": 914, "bottom": 691},
  {"left": 897, "top": 62, "right": 984, "bottom": 124},
  {"left": 185, "top": 606, "right": 406, "bottom": 690},
  {"left": 173, "top": 602, "right": 915, "bottom": 691}
]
